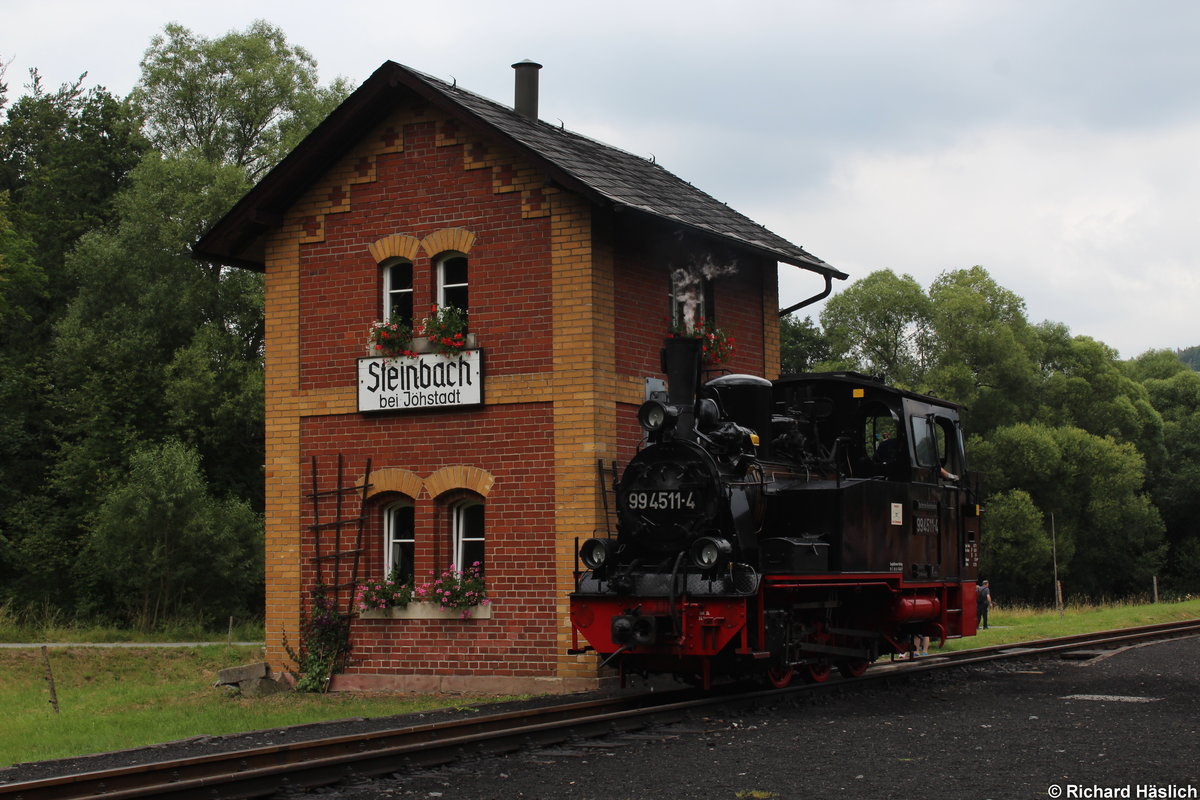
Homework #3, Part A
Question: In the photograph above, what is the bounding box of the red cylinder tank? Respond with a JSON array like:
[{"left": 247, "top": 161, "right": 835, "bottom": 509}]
[{"left": 889, "top": 596, "right": 941, "bottom": 621}]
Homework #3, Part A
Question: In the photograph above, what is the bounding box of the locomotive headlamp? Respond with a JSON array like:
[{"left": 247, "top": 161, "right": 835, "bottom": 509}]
[
  {"left": 611, "top": 616, "right": 634, "bottom": 644},
  {"left": 689, "top": 536, "right": 732, "bottom": 569},
  {"left": 637, "top": 400, "right": 678, "bottom": 432},
  {"left": 579, "top": 538, "right": 614, "bottom": 570}
]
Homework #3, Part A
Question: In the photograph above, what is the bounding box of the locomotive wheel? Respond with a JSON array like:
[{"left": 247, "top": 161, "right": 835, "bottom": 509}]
[
  {"left": 765, "top": 666, "right": 795, "bottom": 688},
  {"left": 803, "top": 663, "right": 833, "bottom": 683},
  {"left": 837, "top": 659, "right": 870, "bottom": 679}
]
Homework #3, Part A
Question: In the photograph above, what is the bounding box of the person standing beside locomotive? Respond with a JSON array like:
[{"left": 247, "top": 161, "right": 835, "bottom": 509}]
[{"left": 977, "top": 580, "right": 992, "bottom": 629}]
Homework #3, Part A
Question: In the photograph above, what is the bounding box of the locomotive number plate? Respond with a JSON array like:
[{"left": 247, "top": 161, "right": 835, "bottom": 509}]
[{"left": 626, "top": 490, "right": 697, "bottom": 511}]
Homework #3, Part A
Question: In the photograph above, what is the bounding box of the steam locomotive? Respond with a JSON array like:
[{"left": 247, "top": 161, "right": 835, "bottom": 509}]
[{"left": 569, "top": 337, "right": 982, "bottom": 688}]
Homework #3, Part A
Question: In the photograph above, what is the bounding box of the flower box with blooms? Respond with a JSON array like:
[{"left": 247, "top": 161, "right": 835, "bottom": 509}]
[
  {"left": 367, "top": 311, "right": 417, "bottom": 359},
  {"left": 669, "top": 316, "right": 735, "bottom": 365},
  {"left": 416, "top": 304, "right": 469, "bottom": 357},
  {"left": 354, "top": 570, "right": 414, "bottom": 610},
  {"left": 355, "top": 563, "right": 491, "bottom": 620}
]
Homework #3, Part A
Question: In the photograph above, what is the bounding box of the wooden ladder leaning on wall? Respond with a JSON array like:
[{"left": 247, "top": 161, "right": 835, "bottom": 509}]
[{"left": 306, "top": 454, "right": 373, "bottom": 616}]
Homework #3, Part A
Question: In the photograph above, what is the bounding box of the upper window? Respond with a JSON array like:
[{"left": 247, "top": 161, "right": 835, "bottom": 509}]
[
  {"left": 437, "top": 254, "right": 469, "bottom": 314},
  {"left": 384, "top": 502, "right": 415, "bottom": 584},
  {"left": 383, "top": 259, "right": 414, "bottom": 327},
  {"left": 452, "top": 500, "right": 485, "bottom": 572},
  {"left": 669, "top": 274, "right": 714, "bottom": 331}
]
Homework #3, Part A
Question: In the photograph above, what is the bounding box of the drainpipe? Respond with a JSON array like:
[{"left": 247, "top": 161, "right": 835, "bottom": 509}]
[{"left": 778, "top": 273, "right": 836, "bottom": 317}]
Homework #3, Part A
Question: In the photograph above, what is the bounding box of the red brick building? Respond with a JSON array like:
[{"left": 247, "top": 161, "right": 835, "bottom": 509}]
[{"left": 195, "top": 61, "right": 844, "bottom": 693}]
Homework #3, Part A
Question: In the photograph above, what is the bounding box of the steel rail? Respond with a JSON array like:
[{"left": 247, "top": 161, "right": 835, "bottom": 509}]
[{"left": 3, "top": 618, "right": 1197, "bottom": 800}]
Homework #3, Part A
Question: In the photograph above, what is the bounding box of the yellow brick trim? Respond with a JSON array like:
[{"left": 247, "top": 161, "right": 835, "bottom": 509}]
[
  {"left": 421, "top": 227, "right": 477, "bottom": 257},
  {"left": 368, "top": 234, "right": 422, "bottom": 264},
  {"left": 548, "top": 190, "right": 616, "bottom": 682},
  {"left": 364, "top": 467, "right": 424, "bottom": 499},
  {"left": 522, "top": 185, "right": 556, "bottom": 220},
  {"left": 262, "top": 221, "right": 305, "bottom": 670},
  {"left": 424, "top": 465, "right": 496, "bottom": 499},
  {"left": 463, "top": 139, "right": 492, "bottom": 171}
]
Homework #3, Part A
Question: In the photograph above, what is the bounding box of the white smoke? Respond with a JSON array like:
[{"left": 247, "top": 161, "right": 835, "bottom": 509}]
[{"left": 671, "top": 254, "right": 738, "bottom": 332}]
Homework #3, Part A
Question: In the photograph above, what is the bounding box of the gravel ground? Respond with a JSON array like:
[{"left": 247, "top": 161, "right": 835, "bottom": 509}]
[
  {"left": 289, "top": 636, "right": 1200, "bottom": 800},
  {"left": 5, "top": 637, "right": 1198, "bottom": 799}
]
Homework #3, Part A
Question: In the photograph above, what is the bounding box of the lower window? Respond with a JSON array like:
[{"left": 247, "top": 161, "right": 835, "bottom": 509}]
[
  {"left": 384, "top": 503, "right": 415, "bottom": 583},
  {"left": 452, "top": 501, "right": 484, "bottom": 572}
]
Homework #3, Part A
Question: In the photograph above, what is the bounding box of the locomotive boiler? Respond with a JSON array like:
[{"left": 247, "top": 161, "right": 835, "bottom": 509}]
[{"left": 569, "top": 337, "right": 982, "bottom": 688}]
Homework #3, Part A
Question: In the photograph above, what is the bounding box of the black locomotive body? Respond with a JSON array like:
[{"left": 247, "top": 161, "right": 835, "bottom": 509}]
[{"left": 569, "top": 337, "right": 982, "bottom": 687}]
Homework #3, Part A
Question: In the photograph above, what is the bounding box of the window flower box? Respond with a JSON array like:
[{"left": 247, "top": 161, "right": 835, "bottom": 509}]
[
  {"left": 364, "top": 333, "right": 478, "bottom": 357},
  {"left": 355, "top": 566, "right": 490, "bottom": 619},
  {"left": 358, "top": 601, "right": 493, "bottom": 620}
]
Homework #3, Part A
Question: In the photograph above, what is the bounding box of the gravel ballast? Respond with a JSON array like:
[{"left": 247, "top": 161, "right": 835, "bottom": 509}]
[{"left": 316, "top": 636, "right": 1200, "bottom": 799}]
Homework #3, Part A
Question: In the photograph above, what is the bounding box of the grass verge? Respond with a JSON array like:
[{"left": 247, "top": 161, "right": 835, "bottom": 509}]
[
  {"left": 938, "top": 596, "right": 1200, "bottom": 650},
  {"left": 0, "top": 645, "right": 513, "bottom": 769}
]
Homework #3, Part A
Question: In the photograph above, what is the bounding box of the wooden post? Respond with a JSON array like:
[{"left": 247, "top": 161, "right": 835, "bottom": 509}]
[
  {"left": 41, "top": 646, "right": 60, "bottom": 714},
  {"left": 1153, "top": 575, "right": 1159, "bottom": 604},
  {"left": 228, "top": 615, "right": 234, "bottom": 645},
  {"left": 1051, "top": 513, "right": 1063, "bottom": 618}
]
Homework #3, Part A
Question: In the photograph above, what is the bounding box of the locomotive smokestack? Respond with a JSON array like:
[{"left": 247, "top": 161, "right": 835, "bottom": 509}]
[
  {"left": 512, "top": 59, "right": 542, "bottom": 120},
  {"left": 663, "top": 337, "right": 702, "bottom": 439}
]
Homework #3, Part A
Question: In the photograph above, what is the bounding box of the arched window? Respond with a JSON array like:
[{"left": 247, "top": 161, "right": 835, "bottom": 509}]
[
  {"left": 382, "top": 259, "right": 414, "bottom": 326},
  {"left": 452, "top": 500, "right": 485, "bottom": 572},
  {"left": 384, "top": 501, "right": 415, "bottom": 583},
  {"left": 437, "top": 254, "right": 469, "bottom": 315}
]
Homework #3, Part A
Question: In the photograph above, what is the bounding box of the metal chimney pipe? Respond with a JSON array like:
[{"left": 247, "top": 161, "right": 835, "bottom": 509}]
[{"left": 512, "top": 60, "right": 543, "bottom": 120}]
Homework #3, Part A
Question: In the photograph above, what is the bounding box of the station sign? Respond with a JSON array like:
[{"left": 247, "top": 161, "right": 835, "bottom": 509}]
[{"left": 357, "top": 351, "right": 483, "bottom": 412}]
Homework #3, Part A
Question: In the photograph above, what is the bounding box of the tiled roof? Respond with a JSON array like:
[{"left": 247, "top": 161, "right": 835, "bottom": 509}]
[
  {"left": 194, "top": 61, "right": 844, "bottom": 280},
  {"left": 421, "top": 68, "right": 840, "bottom": 276}
]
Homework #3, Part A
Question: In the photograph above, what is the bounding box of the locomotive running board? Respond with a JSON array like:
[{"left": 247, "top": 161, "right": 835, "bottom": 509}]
[{"left": 793, "top": 642, "right": 873, "bottom": 658}]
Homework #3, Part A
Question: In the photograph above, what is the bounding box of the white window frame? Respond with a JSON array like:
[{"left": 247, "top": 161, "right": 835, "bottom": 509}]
[
  {"left": 436, "top": 253, "right": 469, "bottom": 313},
  {"left": 451, "top": 500, "right": 485, "bottom": 572},
  {"left": 382, "top": 259, "right": 414, "bottom": 325},
  {"left": 384, "top": 501, "right": 415, "bottom": 583}
]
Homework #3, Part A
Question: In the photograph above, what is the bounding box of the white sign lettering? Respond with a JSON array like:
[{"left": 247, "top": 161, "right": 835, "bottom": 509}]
[{"left": 357, "top": 351, "right": 483, "bottom": 412}]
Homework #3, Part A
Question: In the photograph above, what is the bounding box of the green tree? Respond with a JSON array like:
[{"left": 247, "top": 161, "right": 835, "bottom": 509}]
[
  {"left": 7, "top": 21, "right": 346, "bottom": 617},
  {"left": 818, "top": 270, "right": 932, "bottom": 386},
  {"left": 131, "top": 20, "right": 351, "bottom": 179},
  {"left": 88, "top": 439, "right": 262, "bottom": 629},
  {"left": 0, "top": 70, "right": 145, "bottom": 299},
  {"left": 779, "top": 313, "right": 831, "bottom": 374},
  {"left": 40, "top": 153, "right": 255, "bottom": 588},
  {"left": 0, "top": 71, "right": 146, "bottom": 606},
  {"left": 1033, "top": 333, "right": 1164, "bottom": 471},
  {"left": 979, "top": 488, "right": 1054, "bottom": 601},
  {"left": 924, "top": 266, "right": 1043, "bottom": 435},
  {"left": 1134, "top": 359, "right": 1200, "bottom": 593},
  {"left": 1176, "top": 345, "right": 1200, "bottom": 371},
  {"left": 973, "top": 423, "right": 1165, "bottom": 599},
  {"left": 0, "top": 195, "right": 48, "bottom": 586}
]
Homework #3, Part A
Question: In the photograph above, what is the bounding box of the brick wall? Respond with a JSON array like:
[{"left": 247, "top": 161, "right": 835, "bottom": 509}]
[{"left": 260, "top": 100, "right": 777, "bottom": 693}]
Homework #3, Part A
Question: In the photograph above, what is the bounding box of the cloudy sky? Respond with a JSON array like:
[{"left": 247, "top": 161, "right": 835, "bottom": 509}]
[{"left": 8, "top": 0, "right": 1199, "bottom": 357}]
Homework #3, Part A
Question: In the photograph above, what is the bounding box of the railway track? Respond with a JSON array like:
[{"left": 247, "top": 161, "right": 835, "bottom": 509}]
[{"left": 4, "top": 618, "right": 1198, "bottom": 800}]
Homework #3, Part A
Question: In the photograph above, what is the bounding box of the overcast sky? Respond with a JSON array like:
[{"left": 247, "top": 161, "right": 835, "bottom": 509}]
[{"left": 7, "top": 0, "right": 1199, "bottom": 358}]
